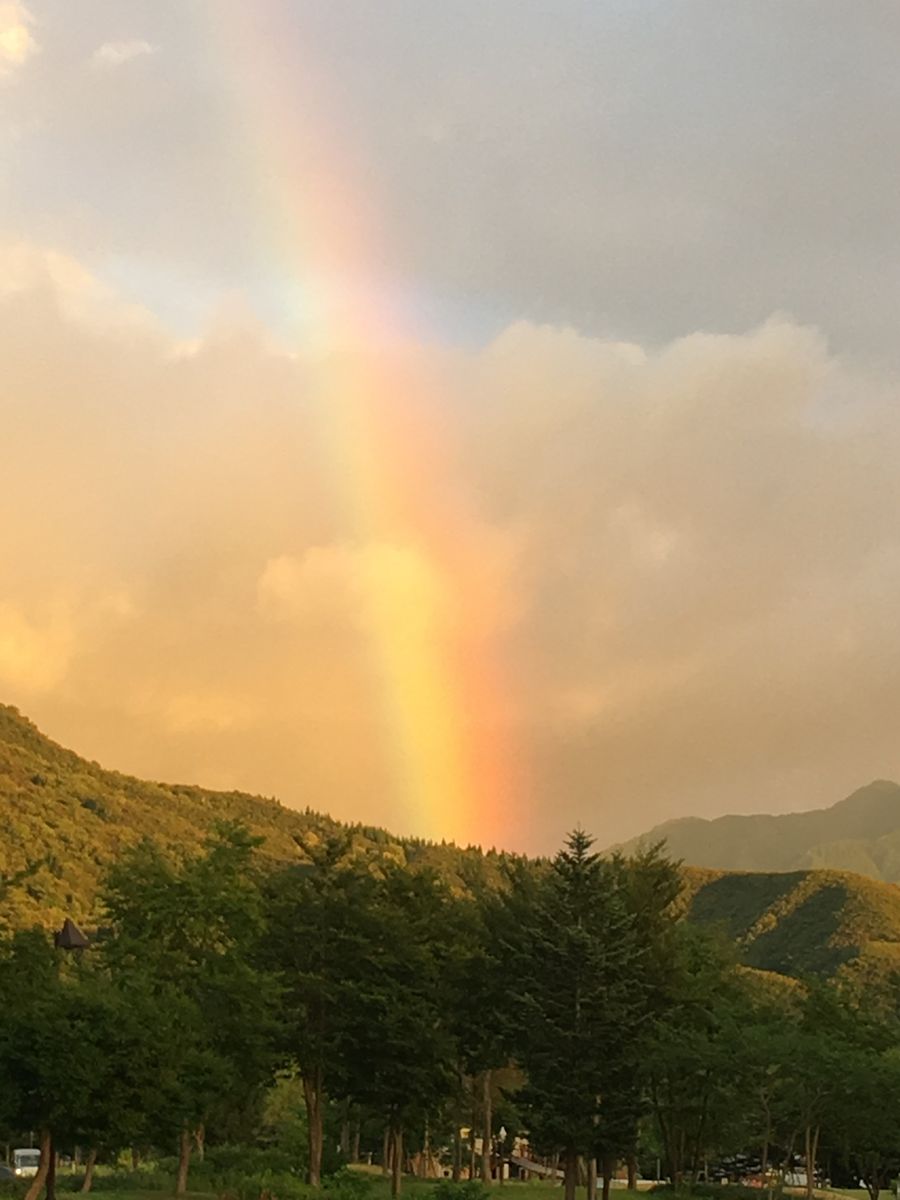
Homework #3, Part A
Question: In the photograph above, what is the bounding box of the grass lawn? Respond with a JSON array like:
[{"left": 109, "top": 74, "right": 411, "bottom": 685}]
[{"left": 37, "top": 1172, "right": 875, "bottom": 1200}]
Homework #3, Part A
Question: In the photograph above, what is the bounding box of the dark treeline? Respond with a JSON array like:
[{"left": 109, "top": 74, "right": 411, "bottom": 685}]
[{"left": 2, "top": 825, "right": 900, "bottom": 1200}]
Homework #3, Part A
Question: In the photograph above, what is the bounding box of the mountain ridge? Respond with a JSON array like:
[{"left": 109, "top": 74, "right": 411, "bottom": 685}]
[
  {"left": 614, "top": 779, "right": 900, "bottom": 881},
  {"left": 5, "top": 702, "right": 900, "bottom": 991},
  {"left": 0, "top": 703, "right": 498, "bottom": 929}
]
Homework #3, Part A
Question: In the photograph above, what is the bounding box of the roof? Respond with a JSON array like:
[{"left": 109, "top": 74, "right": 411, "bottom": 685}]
[{"left": 54, "top": 918, "right": 90, "bottom": 950}]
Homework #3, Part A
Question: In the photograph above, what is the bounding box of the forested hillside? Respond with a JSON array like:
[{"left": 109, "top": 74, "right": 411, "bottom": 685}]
[
  {"left": 683, "top": 866, "right": 900, "bottom": 982},
  {"left": 616, "top": 780, "right": 900, "bottom": 879},
  {"left": 6, "top": 701, "right": 900, "bottom": 991},
  {"left": 0, "top": 704, "right": 499, "bottom": 928}
]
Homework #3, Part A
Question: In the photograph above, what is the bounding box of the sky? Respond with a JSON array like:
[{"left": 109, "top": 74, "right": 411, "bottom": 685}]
[{"left": 2, "top": 1, "right": 900, "bottom": 853}]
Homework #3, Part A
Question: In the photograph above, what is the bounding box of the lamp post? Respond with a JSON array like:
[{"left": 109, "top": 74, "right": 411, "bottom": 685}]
[{"left": 497, "top": 1126, "right": 507, "bottom": 1187}]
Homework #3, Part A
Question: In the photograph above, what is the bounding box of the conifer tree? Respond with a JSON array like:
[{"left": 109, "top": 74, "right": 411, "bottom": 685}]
[{"left": 507, "top": 829, "right": 646, "bottom": 1200}]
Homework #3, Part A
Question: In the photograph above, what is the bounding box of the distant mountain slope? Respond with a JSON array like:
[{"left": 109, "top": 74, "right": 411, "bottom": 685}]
[
  {"left": 6, "top": 702, "right": 900, "bottom": 991},
  {"left": 0, "top": 705, "right": 494, "bottom": 929},
  {"left": 683, "top": 866, "right": 900, "bottom": 981},
  {"left": 615, "top": 781, "right": 900, "bottom": 881}
]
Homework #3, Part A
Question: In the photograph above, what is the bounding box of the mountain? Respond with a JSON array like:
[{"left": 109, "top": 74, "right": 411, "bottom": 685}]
[
  {"left": 615, "top": 780, "right": 900, "bottom": 881},
  {"left": 682, "top": 866, "right": 900, "bottom": 982},
  {"left": 0, "top": 704, "right": 497, "bottom": 929},
  {"left": 5, "top": 702, "right": 900, "bottom": 991}
]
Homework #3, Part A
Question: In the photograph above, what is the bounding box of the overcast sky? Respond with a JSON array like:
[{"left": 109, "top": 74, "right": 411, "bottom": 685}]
[{"left": 3, "top": 2, "right": 900, "bottom": 852}]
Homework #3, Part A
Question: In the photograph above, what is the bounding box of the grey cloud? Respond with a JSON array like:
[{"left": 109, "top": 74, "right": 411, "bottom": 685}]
[{"left": 5, "top": 2, "right": 900, "bottom": 360}]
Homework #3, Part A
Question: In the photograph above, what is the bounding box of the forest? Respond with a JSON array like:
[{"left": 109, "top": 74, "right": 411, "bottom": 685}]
[{"left": 3, "top": 826, "right": 900, "bottom": 1200}]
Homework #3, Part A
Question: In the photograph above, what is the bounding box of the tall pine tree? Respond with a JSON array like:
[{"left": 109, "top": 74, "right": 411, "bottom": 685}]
[{"left": 507, "top": 830, "right": 646, "bottom": 1200}]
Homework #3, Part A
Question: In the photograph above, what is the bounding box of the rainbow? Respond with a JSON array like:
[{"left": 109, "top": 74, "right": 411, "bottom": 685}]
[{"left": 206, "top": 6, "right": 518, "bottom": 848}]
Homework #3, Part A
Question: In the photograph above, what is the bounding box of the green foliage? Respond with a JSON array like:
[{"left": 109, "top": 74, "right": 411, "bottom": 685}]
[
  {"left": 7, "top": 702, "right": 900, "bottom": 997},
  {"left": 0, "top": 704, "right": 513, "bottom": 931},
  {"left": 97, "top": 826, "right": 279, "bottom": 1161},
  {"left": 10, "top": 702, "right": 900, "bottom": 1200},
  {"left": 499, "top": 829, "right": 652, "bottom": 1173},
  {"left": 428, "top": 1181, "right": 487, "bottom": 1200},
  {"left": 342, "top": 864, "right": 456, "bottom": 1127},
  {"left": 644, "top": 926, "right": 751, "bottom": 1182},
  {"left": 684, "top": 866, "right": 900, "bottom": 982},
  {"left": 322, "top": 1170, "right": 375, "bottom": 1200},
  {"left": 0, "top": 928, "right": 160, "bottom": 1152},
  {"left": 55, "top": 1169, "right": 173, "bottom": 1193}
]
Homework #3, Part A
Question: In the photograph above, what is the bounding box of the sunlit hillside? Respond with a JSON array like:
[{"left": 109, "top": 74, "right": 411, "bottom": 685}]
[
  {"left": 0, "top": 704, "right": 501, "bottom": 928},
  {"left": 684, "top": 866, "right": 900, "bottom": 981},
  {"left": 5, "top": 702, "right": 900, "bottom": 993}
]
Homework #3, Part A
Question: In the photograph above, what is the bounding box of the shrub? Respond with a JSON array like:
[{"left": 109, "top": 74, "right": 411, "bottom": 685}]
[
  {"left": 323, "top": 1169, "right": 375, "bottom": 1200},
  {"left": 429, "top": 1181, "right": 489, "bottom": 1200}
]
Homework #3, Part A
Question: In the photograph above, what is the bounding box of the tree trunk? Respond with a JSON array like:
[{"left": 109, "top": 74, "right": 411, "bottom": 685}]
[
  {"left": 81, "top": 1150, "right": 97, "bottom": 1193},
  {"left": 175, "top": 1127, "right": 192, "bottom": 1197},
  {"left": 303, "top": 1070, "right": 324, "bottom": 1188},
  {"left": 25, "top": 1132, "right": 52, "bottom": 1200},
  {"left": 391, "top": 1126, "right": 403, "bottom": 1199},
  {"left": 565, "top": 1150, "right": 579, "bottom": 1200},
  {"left": 651, "top": 1081, "right": 678, "bottom": 1185},
  {"left": 690, "top": 1083, "right": 711, "bottom": 1185},
  {"left": 761, "top": 1126, "right": 770, "bottom": 1183},
  {"left": 626, "top": 1154, "right": 637, "bottom": 1191},
  {"left": 673, "top": 1125, "right": 685, "bottom": 1188},
  {"left": 45, "top": 1137, "right": 57, "bottom": 1200},
  {"left": 421, "top": 1118, "right": 431, "bottom": 1180},
  {"left": 340, "top": 1118, "right": 351, "bottom": 1161},
  {"left": 131, "top": 1148, "right": 141, "bottom": 1172},
  {"left": 762, "top": 1126, "right": 772, "bottom": 1200},
  {"left": 351, "top": 1122, "right": 360, "bottom": 1166},
  {"left": 587, "top": 1157, "right": 598, "bottom": 1199},
  {"left": 601, "top": 1156, "right": 614, "bottom": 1200},
  {"left": 804, "top": 1126, "right": 819, "bottom": 1200},
  {"left": 481, "top": 1070, "right": 492, "bottom": 1184},
  {"left": 193, "top": 1125, "right": 205, "bottom": 1164},
  {"left": 452, "top": 1072, "right": 463, "bottom": 1183}
]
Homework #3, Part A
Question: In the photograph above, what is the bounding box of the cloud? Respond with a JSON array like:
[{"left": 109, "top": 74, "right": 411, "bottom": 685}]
[
  {"left": 4, "top": 244, "right": 900, "bottom": 849},
  {"left": 0, "top": 2, "right": 36, "bottom": 73},
  {"left": 0, "top": 603, "right": 73, "bottom": 693},
  {"left": 91, "top": 40, "right": 156, "bottom": 68},
  {"left": 0, "top": 242, "right": 160, "bottom": 332}
]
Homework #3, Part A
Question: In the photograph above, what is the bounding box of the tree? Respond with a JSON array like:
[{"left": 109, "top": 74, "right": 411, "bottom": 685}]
[
  {"left": 645, "top": 926, "right": 747, "bottom": 1186},
  {"left": 505, "top": 830, "right": 647, "bottom": 1200},
  {"left": 448, "top": 879, "right": 519, "bottom": 1184},
  {"left": 264, "top": 836, "right": 384, "bottom": 1187},
  {"left": 829, "top": 1047, "right": 900, "bottom": 1200},
  {"left": 100, "top": 823, "right": 276, "bottom": 1194},
  {"left": 606, "top": 844, "right": 683, "bottom": 1189},
  {"left": 340, "top": 863, "right": 456, "bottom": 1197},
  {"left": 0, "top": 929, "right": 161, "bottom": 1200}
]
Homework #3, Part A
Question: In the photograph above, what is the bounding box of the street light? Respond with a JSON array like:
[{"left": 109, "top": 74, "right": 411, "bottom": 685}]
[{"left": 497, "top": 1127, "right": 507, "bottom": 1186}]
